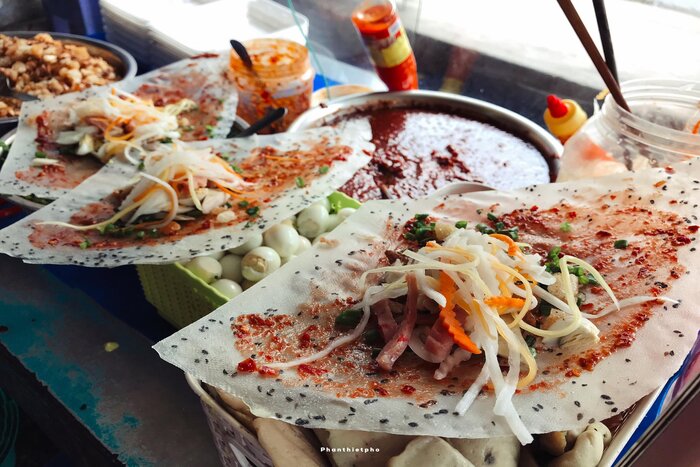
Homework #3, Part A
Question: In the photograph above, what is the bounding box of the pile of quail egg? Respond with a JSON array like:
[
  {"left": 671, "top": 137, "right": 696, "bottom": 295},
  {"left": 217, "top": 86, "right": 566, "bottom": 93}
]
[{"left": 183, "top": 200, "right": 357, "bottom": 300}]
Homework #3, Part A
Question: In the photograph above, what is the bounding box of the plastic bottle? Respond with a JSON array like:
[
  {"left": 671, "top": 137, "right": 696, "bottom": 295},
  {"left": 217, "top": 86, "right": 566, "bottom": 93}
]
[
  {"left": 351, "top": 0, "right": 419, "bottom": 91},
  {"left": 557, "top": 79, "right": 700, "bottom": 182},
  {"left": 543, "top": 94, "right": 588, "bottom": 144}
]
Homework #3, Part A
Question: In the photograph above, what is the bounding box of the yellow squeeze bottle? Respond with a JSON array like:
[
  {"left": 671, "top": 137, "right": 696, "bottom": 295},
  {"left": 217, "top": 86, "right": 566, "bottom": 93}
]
[{"left": 543, "top": 94, "right": 588, "bottom": 144}]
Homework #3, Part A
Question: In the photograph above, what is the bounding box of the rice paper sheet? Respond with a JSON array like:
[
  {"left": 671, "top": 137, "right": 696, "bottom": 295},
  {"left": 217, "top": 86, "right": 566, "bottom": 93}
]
[
  {"left": 0, "top": 53, "right": 238, "bottom": 199},
  {"left": 0, "top": 124, "right": 372, "bottom": 266},
  {"left": 154, "top": 160, "right": 700, "bottom": 438}
]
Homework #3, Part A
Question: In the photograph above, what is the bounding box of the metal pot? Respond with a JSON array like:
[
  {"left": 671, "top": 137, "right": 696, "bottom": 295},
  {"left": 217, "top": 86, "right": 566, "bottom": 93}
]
[
  {"left": 288, "top": 90, "right": 563, "bottom": 179},
  {"left": 0, "top": 31, "right": 138, "bottom": 133}
]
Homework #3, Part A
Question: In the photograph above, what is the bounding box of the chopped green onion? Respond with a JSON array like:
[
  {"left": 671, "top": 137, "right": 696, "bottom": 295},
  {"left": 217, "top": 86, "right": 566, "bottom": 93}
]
[
  {"left": 237, "top": 200, "right": 249, "bottom": 208},
  {"left": 476, "top": 223, "right": 495, "bottom": 235},
  {"left": 547, "top": 246, "right": 562, "bottom": 261},
  {"left": 487, "top": 212, "right": 499, "bottom": 222},
  {"left": 246, "top": 206, "right": 259, "bottom": 217},
  {"left": 79, "top": 238, "right": 91, "bottom": 249},
  {"left": 231, "top": 164, "right": 243, "bottom": 174},
  {"left": 137, "top": 161, "right": 145, "bottom": 171},
  {"left": 560, "top": 221, "right": 572, "bottom": 233},
  {"left": 295, "top": 176, "right": 305, "bottom": 188},
  {"left": 363, "top": 328, "right": 382, "bottom": 345},
  {"left": 136, "top": 231, "right": 145, "bottom": 240},
  {"left": 539, "top": 301, "right": 552, "bottom": 317},
  {"left": 455, "top": 220, "right": 468, "bottom": 229},
  {"left": 35, "top": 150, "right": 47, "bottom": 158},
  {"left": 318, "top": 165, "right": 329, "bottom": 174},
  {"left": 205, "top": 125, "right": 215, "bottom": 137},
  {"left": 335, "top": 309, "right": 363, "bottom": 328},
  {"left": 414, "top": 213, "right": 429, "bottom": 221},
  {"left": 576, "top": 292, "right": 587, "bottom": 307},
  {"left": 160, "top": 137, "right": 173, "bottom": 144},
  {"left": 500, "top": 227, "right": 519, "bottom": 241},
  {"left": 614, "top": 239, "right": 629, "bottom": 249},
  {"left": 524, "top": 334, "right": 536, "bottom": 347}
]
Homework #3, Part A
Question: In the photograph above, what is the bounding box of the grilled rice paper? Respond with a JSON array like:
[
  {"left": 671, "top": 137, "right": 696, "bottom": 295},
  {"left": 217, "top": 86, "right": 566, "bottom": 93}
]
[
  {"left": 154, "top": 160, "right": 700, "bottom": 441},
  {"left": 0, "top": 124, "right": 372, "bottom": 266},
  {"left": 0, "top": 53, "right": 238, "bottom": 199}
]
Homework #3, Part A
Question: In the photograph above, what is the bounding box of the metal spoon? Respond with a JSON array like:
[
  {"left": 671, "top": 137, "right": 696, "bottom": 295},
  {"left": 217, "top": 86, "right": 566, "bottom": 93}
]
[
  {"left": 229, "top": 107, "right": 287, "bottom": 138},
  {"left": 0, "top": 76, "right": 37, "bottom": 102}
]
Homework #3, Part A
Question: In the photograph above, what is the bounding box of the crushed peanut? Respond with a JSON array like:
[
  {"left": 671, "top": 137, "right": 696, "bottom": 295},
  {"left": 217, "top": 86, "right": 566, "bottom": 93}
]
[{"left": 0, "top": 33, "right": 122, "bottom": 118}]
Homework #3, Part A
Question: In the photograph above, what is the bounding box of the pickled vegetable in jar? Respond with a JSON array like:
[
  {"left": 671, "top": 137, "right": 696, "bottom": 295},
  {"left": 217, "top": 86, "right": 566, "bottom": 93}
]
[
  {"left": 557, "top": 79, "right": 700, "bottom": 181},
  {"left": 229, "top": 39, "right": 314, "bottom": 133}
]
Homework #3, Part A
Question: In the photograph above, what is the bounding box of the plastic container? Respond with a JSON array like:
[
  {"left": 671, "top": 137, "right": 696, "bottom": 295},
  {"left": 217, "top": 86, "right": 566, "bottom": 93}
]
[
  {"left": 351, "top": 0, "right": 419, "bottom": 91},
  {"left": 557, "top": 79, "right": 700, "bottom": 181},
  {"left": 543, "top": 94, "right": 588, "bottom": 144},
  {"left": 229, "top": 39, "right": 314, "bottom": 133},
  {"left": 186, "top": 374, "right": 273, "bottom": 467}
]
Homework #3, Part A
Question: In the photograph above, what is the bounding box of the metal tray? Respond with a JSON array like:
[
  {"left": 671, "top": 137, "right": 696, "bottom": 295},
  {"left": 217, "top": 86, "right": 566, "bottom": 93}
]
[{"left": 288, "top": 90, "right": 563, "bottom": 179}]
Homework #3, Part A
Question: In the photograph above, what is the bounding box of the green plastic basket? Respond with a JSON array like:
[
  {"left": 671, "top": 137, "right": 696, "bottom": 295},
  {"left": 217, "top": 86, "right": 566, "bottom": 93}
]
[{"left": 137, "top": 192, "right": 360, "bottom": 329}]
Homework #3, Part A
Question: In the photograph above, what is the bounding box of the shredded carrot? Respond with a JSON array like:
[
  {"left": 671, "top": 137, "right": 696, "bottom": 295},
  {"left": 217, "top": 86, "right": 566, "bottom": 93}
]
[
  {"left": 211, "top": 180, "right": 247, "bottom": 199},
  {"left": 484, "top": 296, "right": 525, "bottom": 309},
  {"left": 104, "top": 117, "right": 134, "bottom": 142},
  {"left": 438, "top": 272, "right": 481, "bottom": 354},
  {"left": 212, "top": 156, "right": 243, "bottom": 179},
  {"left": 489, "top": 233, "right": 520, "bottom": 256},
  {"left": 693, "top": 119, "right": 700, "bottom": 135}
]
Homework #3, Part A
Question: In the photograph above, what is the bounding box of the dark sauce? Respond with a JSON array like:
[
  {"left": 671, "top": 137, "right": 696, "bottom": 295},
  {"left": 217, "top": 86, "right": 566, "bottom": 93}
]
[{"left": 338, "top": 108, "right": 552, "bottom": 201}]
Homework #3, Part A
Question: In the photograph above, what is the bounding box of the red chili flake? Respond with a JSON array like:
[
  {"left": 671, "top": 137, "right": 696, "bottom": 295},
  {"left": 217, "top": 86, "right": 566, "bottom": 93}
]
[
  {"left": 401, "top": 385, "right": 416, "bottom": 395},
  {"left": 672, "top": 235, "right": 691, "bottom": 246},
  {"left": 688, "top": 225, "right": 699, "bottom": 233},
  {"left": 565, "top": 368, "right": 581, "bottom": 378},
  {"left": 530, "top": 205, "right": 539, "bottom": 212},
  {"left": 299, "top": 324, "right": 318, "bottom": 349},
  {"left": 567, "top": 211, "right": 577, "bottom": 219},
  {"left": 297, "top": 364, "right": 328, "bottom": 377},
  {"left": 249, "top": 315, "right": 275, "bottom": 327},
  {"left": 610, "top": 195, "right": 617, "bottom": 200},
  {"left": 237, "top": 358, "right": 257, "bottom": 373},
  {"left": 596, "top": 230, "right": 612, "bottom": 237},
  {"left": 653, "top": 180, "right": 666, "bottom": 188},
  {"left": 371, "top": 382, "right": 389, "bottom": 396},
  {"left": 664, "top": 166, "right": 675, "bottom": 174},
  {"left": 258, "top": 366, "right": 278, "bottom": 377}
]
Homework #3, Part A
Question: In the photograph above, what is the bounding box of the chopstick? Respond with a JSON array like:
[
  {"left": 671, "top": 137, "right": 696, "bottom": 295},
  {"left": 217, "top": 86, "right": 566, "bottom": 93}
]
[
  {"left": 592, "top": 0, "right": 618, "bottom": 83},
  {"left": 557, "top": 0, "right": 631, "bottom": 113}
]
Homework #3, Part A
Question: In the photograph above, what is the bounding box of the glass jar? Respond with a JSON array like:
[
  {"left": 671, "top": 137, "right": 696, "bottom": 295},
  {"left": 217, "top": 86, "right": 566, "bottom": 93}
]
[
  {"left": 229, "top": 39, "right": 314, "bottom": 133},
  {"left": 557, "top": 79, "right": 700, "bottom": 181}
]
